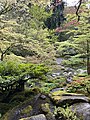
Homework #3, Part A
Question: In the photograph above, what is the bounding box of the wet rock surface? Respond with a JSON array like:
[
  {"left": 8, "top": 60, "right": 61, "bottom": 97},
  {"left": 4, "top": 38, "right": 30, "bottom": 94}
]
[
  {"left": 2, "top": 92, "right": 90, "bottom": 120},
  {"left": 71, "top": 103, "right": 90, "bottom": 120}
]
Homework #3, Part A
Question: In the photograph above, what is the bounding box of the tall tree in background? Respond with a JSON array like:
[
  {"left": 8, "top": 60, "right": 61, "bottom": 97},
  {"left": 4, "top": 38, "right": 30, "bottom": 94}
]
[
  {"left": 56, "top": 1, "right": 90, "bottom": 74},
  {"left": 45, "top": 0, "right": 65, "bottom": 29}
]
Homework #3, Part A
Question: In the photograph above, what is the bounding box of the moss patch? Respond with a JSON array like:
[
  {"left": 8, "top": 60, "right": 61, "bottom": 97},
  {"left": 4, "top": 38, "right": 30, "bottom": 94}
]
[
  {"left": 51, "top": 90, "right": 66, "bottom": 96},
  {"left": 51, "top": 90, "right": 84, "bottom": 96},
  {"left": 41, "top": 103, "right": 50, "bottom": 113},
  {"left": 52, "top": 96, "right": 61, "bottom": 101},
  {"left": 21, "top": 105, "right": 32, "bottom": 115},
  {"left": 50, "top": 90, "right": 86, "bottom": 105}
]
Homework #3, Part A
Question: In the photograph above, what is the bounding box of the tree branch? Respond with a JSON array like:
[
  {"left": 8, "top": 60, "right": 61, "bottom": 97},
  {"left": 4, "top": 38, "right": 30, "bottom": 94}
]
[
  {"left": 0, "top": 0, "right": 13, "bottom": 15},
  {"left": 75, "top": 0, "right": 82, "bottom": 21},
  {"left": 0, "top": 43, "right": 15, "bottom": 61},
  {"left": 3, "top": 43, "right": 15, "bottom": 55}
]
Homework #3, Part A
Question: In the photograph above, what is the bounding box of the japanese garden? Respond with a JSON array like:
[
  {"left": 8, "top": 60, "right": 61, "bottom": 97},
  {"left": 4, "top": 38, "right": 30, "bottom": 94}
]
[{"left": 0, "top": 0, "right": 90, "bottom": 120}]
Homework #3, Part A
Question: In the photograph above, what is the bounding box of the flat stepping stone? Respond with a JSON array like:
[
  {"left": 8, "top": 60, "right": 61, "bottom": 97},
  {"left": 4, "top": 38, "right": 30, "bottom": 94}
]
[
  {"left": 50, "top": 90, "right": 90, "bottom": 106},
  {"left": 57, "top": 95, "right": 89, "bottom": 106}
]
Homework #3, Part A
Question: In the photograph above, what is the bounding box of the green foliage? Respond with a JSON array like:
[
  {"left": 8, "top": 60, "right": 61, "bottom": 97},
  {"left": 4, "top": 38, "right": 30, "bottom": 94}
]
[
  {"left": 0, "top": 61, "right": 48, "bottom": 76},
  {"left": 41, "top": 83, "right": 57, "bottom": 93},
  {"left": 54, "top": 106, "right": 79, "bottom": 120},
  {"left": 67, "top": 83, "right": 84, "bottom": 93},
  {"left": 0, "top": 1, "right": 56, "bottom": 63},
  {"left": 55, "top": 3, "right": 90, "bottom": 71},
  {"left": 62, "top": 58, "right": 84, "bottom": 67},
  {"left": 0, "top": 61, "right": 20, "bottom": 76},
  {"left": 67, "top": 76, "right": 90, "bottom": 94},
  {"left": 40, "top": 76, "right": 66, "bottom": 94},
  {"left": 29, "top": 64, "right": 49, "bottom": 78},
  {"left": 0, "top": 60, "right": 49, "bottom": 88},
  {"left": 84, "top": 79, "right": 90, "bottom": 92},
  {"left": 29, "top": 5, "right": 51, "bottom": 27},
  {"left": 41, "top": 87, "right": 51, "bottom": 94}
]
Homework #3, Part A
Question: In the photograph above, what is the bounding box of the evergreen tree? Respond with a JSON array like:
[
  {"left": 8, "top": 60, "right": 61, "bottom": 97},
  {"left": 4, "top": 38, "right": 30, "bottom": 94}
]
[{"left": 45, "top": 0, "right": 65, "bottom": 29}]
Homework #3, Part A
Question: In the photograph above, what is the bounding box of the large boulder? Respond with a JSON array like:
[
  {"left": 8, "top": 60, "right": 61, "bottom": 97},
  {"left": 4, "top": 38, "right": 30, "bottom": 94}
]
[
  {"left": 19, "top": 114, "right": 47, "bottom": 120},
  {"left": 57, "top": 95, "right": 89, "bottom": 106},
  {"left": 71, "top": 102, "right": 90, "bottom": 120},
  {"left": 29, "top": 114, "right": 47, "bottom": 120},
  {"left": 50, "top": 90, "right": 90, "bottom": 106}
]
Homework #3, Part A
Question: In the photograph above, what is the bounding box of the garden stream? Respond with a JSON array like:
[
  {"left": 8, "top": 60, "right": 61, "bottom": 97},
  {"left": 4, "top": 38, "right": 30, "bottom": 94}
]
[
  {"left": 51, "top": 58, "right": 90, "bottom": 120},
  {"left": 2, "top": 58, "right": 90, "bottom": 120},
  {"left": 52, "top": 57, "right": 76, "bottom": 83}
]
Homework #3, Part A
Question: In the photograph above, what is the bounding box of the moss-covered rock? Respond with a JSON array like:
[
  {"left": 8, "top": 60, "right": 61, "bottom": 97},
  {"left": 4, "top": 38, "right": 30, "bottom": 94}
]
[
  {"left": 41, "top": 103, "right": 56, "bottom": 120},
  {"left": 21, "top": 105, "right": 32, "bottom": 116},
  {"left": 51, "top": 90, "right": 67, "bottom": 96},
  {"left": 50, "top": 90, "right": 89, "bottom": 106},
  {"left": 41, "top": 103, "right": 50, "bottom": 113}
]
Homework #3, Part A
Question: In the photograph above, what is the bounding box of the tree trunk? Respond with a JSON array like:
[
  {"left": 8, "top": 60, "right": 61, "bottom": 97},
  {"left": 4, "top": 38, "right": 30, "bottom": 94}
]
[
  {"left": 21, "top": 82, "right": 24, "bottom": 91},
  {"left": 87, "top": 40, "right": 90, "bottom": 75},
  {"left": 87, "top": 57, "right": 90, "bottom": 75},
  {"left": 19, "top": 81, "right": 24, "bottom": 91},
  {"left": 1, "top": 53, "right": 4, "bottom": 61}
]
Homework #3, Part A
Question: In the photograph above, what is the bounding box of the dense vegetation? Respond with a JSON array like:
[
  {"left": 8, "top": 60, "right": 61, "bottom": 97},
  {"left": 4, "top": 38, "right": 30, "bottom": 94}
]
[{"left": 0, "top": 0, "right": 90, "bottom": 120}]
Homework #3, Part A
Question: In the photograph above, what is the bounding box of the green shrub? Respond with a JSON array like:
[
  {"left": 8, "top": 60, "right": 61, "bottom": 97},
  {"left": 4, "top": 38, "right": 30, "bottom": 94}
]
[
  {"left": 67, "top": 76, "right": 90, "bottom": 94},
  {"left": 29, "top": 64, "right": 49, "bottom": 79},
  {"left": 0, "top": 61, "right": 49, "bottom": 90},
  {"left": 54, "top": 106, "right": 80, "bottom": 120},
  {"left": 0, "top": 61, "right": 49, "bottom": 77},
  {"left": 83, "top": 79, "right": 90, "bottom": 93},
  {"left": 40, "top": 87, "right": 51, "bottom": 94},
  {"left": 0, "top": 61, "right": 20, "bottom": 76},
  {"left": 62, "top": 58, "right": 84, "bottom": 67}
]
